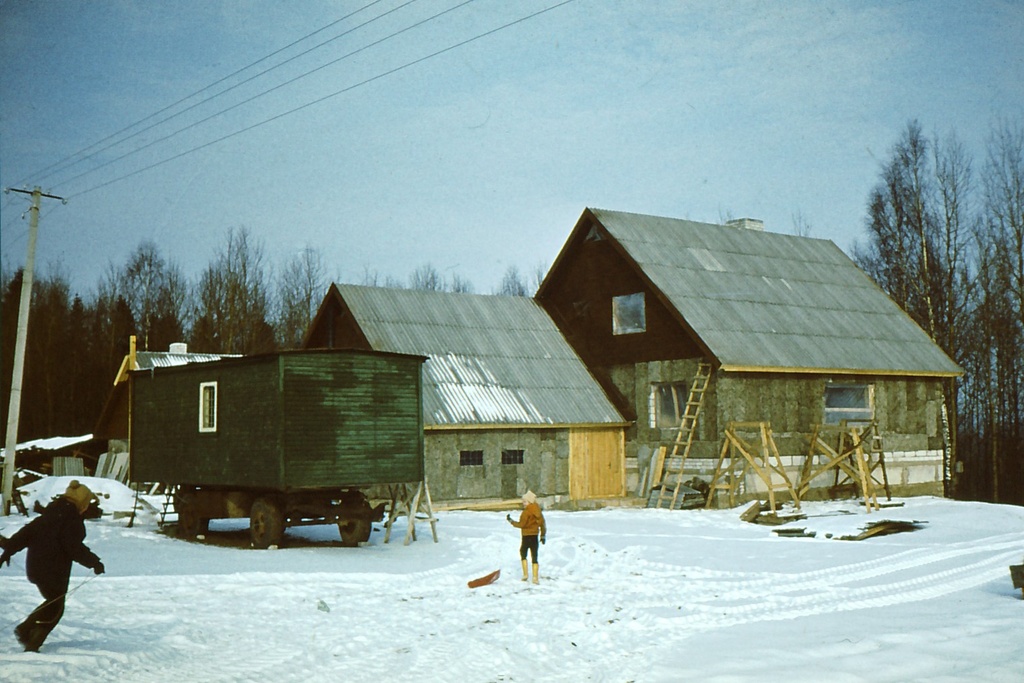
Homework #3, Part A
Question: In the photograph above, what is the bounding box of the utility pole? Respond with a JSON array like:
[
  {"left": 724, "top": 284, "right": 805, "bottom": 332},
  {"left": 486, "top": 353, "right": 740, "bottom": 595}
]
[{"left": 2, "top": 186, "right": 66, "bottom": 516}]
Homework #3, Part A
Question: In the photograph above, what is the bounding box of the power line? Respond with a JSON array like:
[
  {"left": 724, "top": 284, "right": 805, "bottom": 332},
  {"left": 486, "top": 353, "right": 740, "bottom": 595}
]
[
  {"left": 18, "top": 0, "right": 394, "bottom": 189},
  {"left": 54, "top": 0, "right": 440, "bottom": 192},
  {"left": 66, "top": 0, "right": 575, "bottom": 199}
]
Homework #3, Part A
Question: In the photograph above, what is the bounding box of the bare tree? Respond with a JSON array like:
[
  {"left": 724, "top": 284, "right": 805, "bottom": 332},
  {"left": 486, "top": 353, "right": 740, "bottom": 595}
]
[
  {"left": 409, "top": 263, "right": 445, "bottom": 292},
  {"left": 495, "top": 264, "right": 529, "bottom": 297},
  {"left": 857, "top": 121, "right": 939, "bottom": 333},
  {"left": 275, "top": 247, "right": 327, "bottom": 349},
  {"left": 101, "top": 240, "right": 188, "bottom": 351},
  {"left": 977, "top": 120, "right": 1024, "bottom": 502},
  {"left": 360, "top": 267, "right": 403, "bottom": 289},
  {"left": 790, "top": 210, "right": 813, "bottom": 237},
  {"left": 449, "top": 273, "right": 475, "bottom": 293},
  {"left": 191, "top": 227, "right": 275, "bottom": 355},
  {"left": 984, "top": 121, "right": 1024, "bottom": 335}
]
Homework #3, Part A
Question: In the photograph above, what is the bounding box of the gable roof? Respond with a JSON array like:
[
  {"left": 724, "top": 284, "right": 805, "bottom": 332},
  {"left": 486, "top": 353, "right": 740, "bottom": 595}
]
[
  {"left": 330, "top": 283, "right": 625, "bottom": 427},
  {"left": 542, "top": 208, "right": 961, "bottom": 377}
]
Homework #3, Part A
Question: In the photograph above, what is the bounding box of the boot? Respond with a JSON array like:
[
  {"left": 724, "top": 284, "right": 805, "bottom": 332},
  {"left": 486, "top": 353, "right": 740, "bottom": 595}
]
[
  {"left": 17, "top": 622, "right": 45, "bottom": 652},
  {"left": 532, "top": 563, "right": 539, "bottom": 584},
  {"left": 521, "top": 559, "right": 529, "bottom": 581}
]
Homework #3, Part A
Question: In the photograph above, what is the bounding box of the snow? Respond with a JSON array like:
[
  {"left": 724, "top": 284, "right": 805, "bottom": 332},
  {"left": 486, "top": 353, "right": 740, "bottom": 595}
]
[
  {"left": 1, "top": 435, "right": 94, "bottom": 458},
  {"left": 1, "top": 478, "right": 1022, "bottom": 682}
]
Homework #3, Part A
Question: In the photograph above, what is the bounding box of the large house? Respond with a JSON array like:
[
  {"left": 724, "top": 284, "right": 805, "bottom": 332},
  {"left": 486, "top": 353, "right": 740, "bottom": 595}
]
[
  {"left": 303, "top": 284, "right": 627, "bottom": 505},
  {"left": 535, "top": 208, "right": 963, "bottom": 501}
]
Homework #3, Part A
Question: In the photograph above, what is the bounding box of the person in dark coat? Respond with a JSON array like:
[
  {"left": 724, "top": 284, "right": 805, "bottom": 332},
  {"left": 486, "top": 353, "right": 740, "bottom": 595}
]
[{"left": 0, "top": 480, "right": 105, "bottom": 652}]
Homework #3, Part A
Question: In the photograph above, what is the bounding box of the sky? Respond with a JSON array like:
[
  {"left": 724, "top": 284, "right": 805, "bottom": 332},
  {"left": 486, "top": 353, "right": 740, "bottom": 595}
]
[
  {"left": 1, "top": 0, "right": 1022, "bottom": 298},
  {"left": 1, "top": 476, "right": 1023, "bottom": 681}
]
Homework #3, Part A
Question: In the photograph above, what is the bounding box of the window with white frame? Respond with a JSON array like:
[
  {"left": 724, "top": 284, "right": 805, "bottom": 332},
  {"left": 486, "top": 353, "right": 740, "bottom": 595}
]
[
  {"left": 823, "top": 383, "right": 873, "bottom": 425},
  {"left": 650, "top": 382, "right": 690, "bottom": 429},
  {"left": 612, "top": 292, "right": 646, "bottom": 335},
  {"left": 199, "top": 381, "right": 218, "bottom": 433}
]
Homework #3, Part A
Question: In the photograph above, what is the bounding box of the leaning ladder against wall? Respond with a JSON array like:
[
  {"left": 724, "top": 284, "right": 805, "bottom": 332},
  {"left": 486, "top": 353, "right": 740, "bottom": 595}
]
[{"left": 649, "top": 361, "right": 713, "bottom": 510}]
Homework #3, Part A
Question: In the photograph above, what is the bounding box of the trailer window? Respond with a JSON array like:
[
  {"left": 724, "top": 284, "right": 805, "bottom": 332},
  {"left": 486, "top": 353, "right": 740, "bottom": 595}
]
[
  {"left": 612, "top": 292, "right": 646, "bottom": 335},
  {"left": 824, "top": 383, "right": 873, "bottom": 425},
  {"left": 459, "top": 450, "right": 483, "bottom": 467},
  {"left": 501, "top": 449, "right": 524, "bottom": 465},
  {"left": 199, "top": 381, "right": 218, "bottom": 433}
]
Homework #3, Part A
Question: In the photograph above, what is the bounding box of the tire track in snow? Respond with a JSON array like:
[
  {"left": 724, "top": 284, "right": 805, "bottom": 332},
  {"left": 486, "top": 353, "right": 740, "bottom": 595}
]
[{"left": 630, "top": 533, "right": 1024, "bottom": 632}]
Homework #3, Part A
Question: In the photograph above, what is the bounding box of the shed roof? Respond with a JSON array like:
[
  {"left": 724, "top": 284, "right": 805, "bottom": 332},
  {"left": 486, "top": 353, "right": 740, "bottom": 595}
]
[
  {"left": 575, "top": 208, "right": 962, "bottom": 376},
  {"left": 333, "top": 284, "right": 625, "bottom": 427}
]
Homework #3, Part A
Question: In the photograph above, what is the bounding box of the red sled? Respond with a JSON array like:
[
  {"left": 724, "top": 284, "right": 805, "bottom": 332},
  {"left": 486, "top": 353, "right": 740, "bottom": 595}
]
[{"left": 468, "top": 569, "right": 500, "bottom": 588}]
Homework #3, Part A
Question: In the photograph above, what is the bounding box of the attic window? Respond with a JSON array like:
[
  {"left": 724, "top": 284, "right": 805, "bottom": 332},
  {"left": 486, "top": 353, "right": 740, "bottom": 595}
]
[
  {"left": 199, "top": 381, "right": 218, "bottom": 433},
  {"left": 612, "top": 293, "right": 646, "bottom": 335},
  {"left": 824, "top": 384, "right": 873, "bottom": 425}
]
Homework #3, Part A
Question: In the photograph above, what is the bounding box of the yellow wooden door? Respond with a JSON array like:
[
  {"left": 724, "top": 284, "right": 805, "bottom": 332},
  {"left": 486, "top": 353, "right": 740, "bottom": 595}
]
[{"left": 569, "top": 427, "right": 626, "bottom": 499}]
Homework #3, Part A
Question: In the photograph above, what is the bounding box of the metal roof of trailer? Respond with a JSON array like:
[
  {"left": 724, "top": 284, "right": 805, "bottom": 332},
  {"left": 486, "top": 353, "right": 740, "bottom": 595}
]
[
  {"left": 591, "top": 208, "right": 962, "bottom": 377},
  {"left": 134, "top": 351, "right": 237, "bottom": 370},
  {"left": 335, "top": 284, "right": 626, "bottom": 427}
]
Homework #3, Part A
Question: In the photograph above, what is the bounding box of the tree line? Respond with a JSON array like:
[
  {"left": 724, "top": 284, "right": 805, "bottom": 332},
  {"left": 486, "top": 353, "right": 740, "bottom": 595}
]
[
  {"left": 854, "top": 119, "right": 1023, "bottom": 505},
  {"left": 1, "top": 228, "right": 539, "bottom": 443}
]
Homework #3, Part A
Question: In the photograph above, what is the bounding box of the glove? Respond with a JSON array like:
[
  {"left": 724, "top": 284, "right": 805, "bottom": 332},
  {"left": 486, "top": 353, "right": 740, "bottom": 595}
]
[
  {"left": 0, "top": 550, "right": 11, "bottom": 568},
  {"left": 93, "top": 561, "right": 105, "bottom": 575},
  {"left": 541, "top": 536, "right": 546, "bottom": 545},
  {"left": 506, "top": 514, "right": 512, "bottom": 523}
]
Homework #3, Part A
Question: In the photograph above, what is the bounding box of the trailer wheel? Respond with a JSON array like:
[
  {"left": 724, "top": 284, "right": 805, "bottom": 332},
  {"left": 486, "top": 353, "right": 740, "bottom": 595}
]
[
  {"left": 250, "top": 498, "right": 284, "bottom": 549},
  {"left": 176, "top": 497, "right": 208, "bottom": 539},
  {"left": 338, "top": 518, "right": 371, "bottom": 547}
]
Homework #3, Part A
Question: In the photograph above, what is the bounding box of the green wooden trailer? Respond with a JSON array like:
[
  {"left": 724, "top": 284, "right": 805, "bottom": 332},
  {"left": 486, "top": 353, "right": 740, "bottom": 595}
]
[{"left": 130, "top": 349, "right": 425, "bottom": 548}]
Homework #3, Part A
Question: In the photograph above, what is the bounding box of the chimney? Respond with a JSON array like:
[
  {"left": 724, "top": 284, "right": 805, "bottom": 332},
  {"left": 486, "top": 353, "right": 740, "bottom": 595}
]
[
  {"left": 726, "top": 218, "right": 764, "bottom": 231},
  {"left": 169, "top": 342, "right": 188, "bottom": 354}
]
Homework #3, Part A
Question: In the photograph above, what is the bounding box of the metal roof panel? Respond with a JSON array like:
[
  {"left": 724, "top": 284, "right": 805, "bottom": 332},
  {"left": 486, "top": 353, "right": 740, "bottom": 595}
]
[
  {"left": 336, "top": 284, "right": 624, "bottom": 426},
  {"left": 593, "top": 208, "right": 961, "bottom": 376}
]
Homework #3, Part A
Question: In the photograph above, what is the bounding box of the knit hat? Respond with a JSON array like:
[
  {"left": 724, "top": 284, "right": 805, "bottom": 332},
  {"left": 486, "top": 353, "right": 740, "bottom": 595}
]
[
  {"left": 63, "top": 480, "right": 95, "bottom": 514},
  {"left": 521, "top": 490, "right": 537, "bottom": 506}
]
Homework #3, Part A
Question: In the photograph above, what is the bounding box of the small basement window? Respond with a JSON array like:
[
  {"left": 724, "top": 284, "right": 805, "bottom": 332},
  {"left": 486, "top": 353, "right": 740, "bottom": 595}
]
[
  {"left": 459, "top": 450, "right": 484, "bottom": 467},
  {"left": 650, "top": 382, "right": 690, "bottom": 429},
  {"left": 501, "top": 449, "right": 524, "bottom": 465},
  {"left": 824, "top": 384, "right": 873, "bottom": 425},
  {"left": 199, "top": 381, "right": 218, "bottom": 433},
  {"left": 612, "top": 292, "right": 646, "bottom": 335}
]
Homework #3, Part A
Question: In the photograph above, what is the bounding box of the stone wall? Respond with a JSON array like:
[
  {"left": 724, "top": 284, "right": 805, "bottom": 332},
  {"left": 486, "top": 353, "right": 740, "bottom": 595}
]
[
  {"left": 424, "top": 427, "right": 570, "bottom": 503},
  {"left": 614, "top": 361, "right": 949, "bottom": 503}
]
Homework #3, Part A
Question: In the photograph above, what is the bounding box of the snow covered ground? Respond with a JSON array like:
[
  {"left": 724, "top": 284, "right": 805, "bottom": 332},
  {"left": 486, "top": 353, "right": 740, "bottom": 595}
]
[{"left": 1, "top": 477, "right": 1022, "bottom": 683}]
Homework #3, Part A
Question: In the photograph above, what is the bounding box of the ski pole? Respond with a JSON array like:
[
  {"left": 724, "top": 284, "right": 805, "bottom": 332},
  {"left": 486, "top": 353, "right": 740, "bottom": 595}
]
[{"left": 0, "top": 573, "right": 100, "bottom": 633}]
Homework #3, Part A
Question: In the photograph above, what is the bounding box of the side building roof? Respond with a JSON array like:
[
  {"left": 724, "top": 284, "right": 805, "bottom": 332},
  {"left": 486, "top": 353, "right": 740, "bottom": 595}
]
[
  {"left": 331, "top": 283, "right": 626, "bottom": 428},
  {"left": 549, "top": 208, "right": 962, "bottom": 377}
]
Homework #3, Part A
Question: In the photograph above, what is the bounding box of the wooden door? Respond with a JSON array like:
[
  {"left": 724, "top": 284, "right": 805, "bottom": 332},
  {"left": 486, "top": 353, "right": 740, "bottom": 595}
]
[{"left": 569, "top": 427, "right": 626, "bottom": 499}]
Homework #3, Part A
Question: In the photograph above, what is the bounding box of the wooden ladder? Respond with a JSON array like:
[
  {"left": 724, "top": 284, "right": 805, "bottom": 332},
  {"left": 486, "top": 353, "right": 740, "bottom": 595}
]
[
  {"left": 650, "top": 361, "right": 713, "bottom": 510},
  {"left": 158, "top": 485, "right": 177, "bottom": 527}
]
